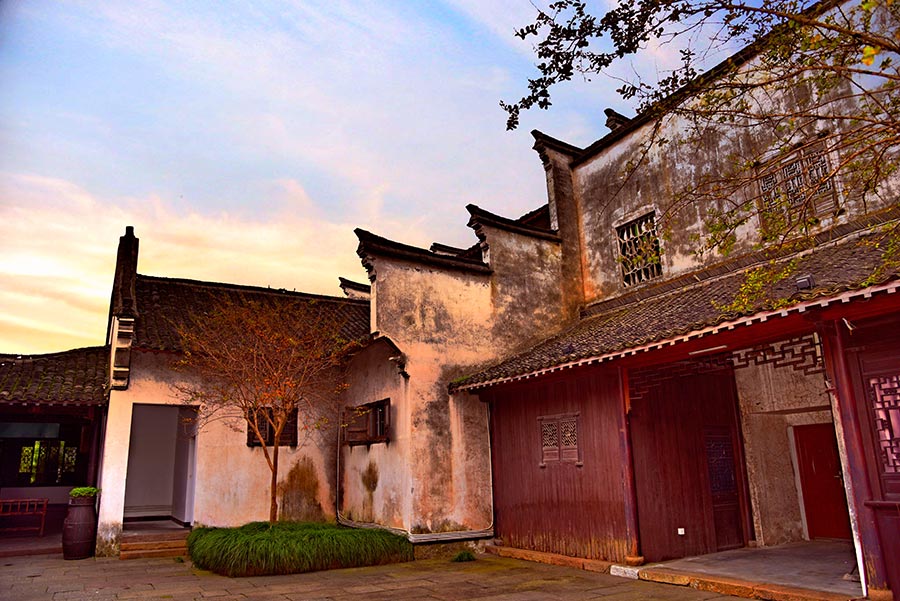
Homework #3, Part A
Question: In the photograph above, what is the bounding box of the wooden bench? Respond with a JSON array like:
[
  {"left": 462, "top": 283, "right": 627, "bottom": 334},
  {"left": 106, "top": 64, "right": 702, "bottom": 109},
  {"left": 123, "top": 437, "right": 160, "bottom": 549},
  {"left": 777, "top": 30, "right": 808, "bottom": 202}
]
[{"left": 0, "top": 498, "right": 48, "bottom": 537}]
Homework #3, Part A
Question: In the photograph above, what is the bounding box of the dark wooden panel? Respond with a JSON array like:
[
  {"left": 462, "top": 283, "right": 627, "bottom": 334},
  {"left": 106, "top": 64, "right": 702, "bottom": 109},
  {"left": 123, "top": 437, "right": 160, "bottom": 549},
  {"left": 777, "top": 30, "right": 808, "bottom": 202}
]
[
  {"left": 630, "top": 367, "right": 746, "bottom": 562},
  {"left": 487, "top": 367, "right": 630, "bottom": 561}
]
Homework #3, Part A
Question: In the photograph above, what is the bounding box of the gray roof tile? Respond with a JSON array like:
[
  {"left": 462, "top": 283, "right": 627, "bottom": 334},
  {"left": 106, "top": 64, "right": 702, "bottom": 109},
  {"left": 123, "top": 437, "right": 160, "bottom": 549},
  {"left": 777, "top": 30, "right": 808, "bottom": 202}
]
[{"left": 0, "top": 346, "right": 109, "bottom": 405}]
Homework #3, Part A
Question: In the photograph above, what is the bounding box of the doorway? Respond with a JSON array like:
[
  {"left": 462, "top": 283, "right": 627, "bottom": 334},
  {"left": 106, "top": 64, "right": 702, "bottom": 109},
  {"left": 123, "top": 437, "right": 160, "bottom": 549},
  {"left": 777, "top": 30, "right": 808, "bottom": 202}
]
[
  {"left": 123, "top": 405, "right": 197, "bottom": 525},
  {"left": 793, "top": 423, "right": 852, "bottom": 540}
]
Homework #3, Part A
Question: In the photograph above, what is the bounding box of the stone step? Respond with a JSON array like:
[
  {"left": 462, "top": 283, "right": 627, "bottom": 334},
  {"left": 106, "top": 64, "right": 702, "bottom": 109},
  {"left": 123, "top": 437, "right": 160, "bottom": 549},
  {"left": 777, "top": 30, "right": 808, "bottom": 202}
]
[
  {"left": 120, "top": 530, "right": 190, "bottom": 544},
  {"left": 119, "top": 547, "right": 187, "bottom": 560},
  {"left": 120, "top": 539, "right": 188, "bottom": 552}
]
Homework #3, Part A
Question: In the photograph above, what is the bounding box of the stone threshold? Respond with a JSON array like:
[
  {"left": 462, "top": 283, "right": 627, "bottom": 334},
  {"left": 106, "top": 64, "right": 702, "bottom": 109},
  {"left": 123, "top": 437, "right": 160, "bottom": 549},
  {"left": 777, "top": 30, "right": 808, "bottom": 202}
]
[
  {"left": 627, "top": 565, "right": 859, "bottom": 601},
  {"left": 484, "top": 546, "right": 863, "bottom": 601},
  {"left": 483, "top": 544, "right": 611, "bottom": 573}
]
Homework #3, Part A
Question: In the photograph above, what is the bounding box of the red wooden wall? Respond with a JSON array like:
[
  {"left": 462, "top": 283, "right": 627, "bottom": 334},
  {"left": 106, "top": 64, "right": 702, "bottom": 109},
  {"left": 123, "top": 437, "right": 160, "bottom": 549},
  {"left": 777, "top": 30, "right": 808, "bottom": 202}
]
[
  {"left": 629, "top": 366, "right": 748, "bottom": 562},
  {"left": 484, "top": 367, "right": 631, "bottom": 562}
]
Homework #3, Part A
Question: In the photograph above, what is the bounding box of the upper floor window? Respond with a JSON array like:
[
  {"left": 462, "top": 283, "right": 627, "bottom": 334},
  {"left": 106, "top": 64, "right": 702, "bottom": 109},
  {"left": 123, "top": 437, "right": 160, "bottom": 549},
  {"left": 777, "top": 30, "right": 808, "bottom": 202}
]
[
  {"left": 757, "top": 140, "right": 837, "bottom": 233},
  {"left": 343, "top": 398, "right": 390, "bottom": 446},
  {"left": 616, "top": 212, "right": 662, "bottom": 287}
]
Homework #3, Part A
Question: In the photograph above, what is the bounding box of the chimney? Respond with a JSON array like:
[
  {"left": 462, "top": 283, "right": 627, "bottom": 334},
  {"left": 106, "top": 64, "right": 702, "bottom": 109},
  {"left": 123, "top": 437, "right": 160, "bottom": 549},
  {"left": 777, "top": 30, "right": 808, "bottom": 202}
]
[
  {"left": 112, "top": 226, "right": 140, "bottom": 318},
  {"left": 604, "top": 108, "right": 632, "bottom": 132}
]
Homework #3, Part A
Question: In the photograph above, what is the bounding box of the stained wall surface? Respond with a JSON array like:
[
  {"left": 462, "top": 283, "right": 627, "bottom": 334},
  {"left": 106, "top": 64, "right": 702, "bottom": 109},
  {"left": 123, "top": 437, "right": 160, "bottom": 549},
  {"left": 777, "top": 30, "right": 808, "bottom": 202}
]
[{"left": 344, "top": 221, "right": 570, "bottom": 534}]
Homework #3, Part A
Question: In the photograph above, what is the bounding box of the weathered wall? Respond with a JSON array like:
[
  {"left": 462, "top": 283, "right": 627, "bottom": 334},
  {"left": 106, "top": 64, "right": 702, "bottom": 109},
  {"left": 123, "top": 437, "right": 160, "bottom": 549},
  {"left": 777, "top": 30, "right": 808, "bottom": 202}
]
[
  {"left": 559, "top": 87, "right": 888, "bottom": 305},
  {"left": 733, "top": 359, "right": 833, "bottom": 546},
  {"left": 348, "top": 221, "right": 569, "bottom": 533},
  {"left": 96, "top": 351, "right": 337, "bottom": 555},
  {"left": 341, "top": 338, "right": 410, "bottom": 529}
]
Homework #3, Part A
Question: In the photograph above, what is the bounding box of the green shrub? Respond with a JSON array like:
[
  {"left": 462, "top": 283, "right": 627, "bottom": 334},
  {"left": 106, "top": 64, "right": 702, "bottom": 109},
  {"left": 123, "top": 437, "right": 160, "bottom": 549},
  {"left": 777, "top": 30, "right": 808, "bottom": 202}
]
[
  {"left": 451, "top": 550, "right": 476, "bottom": 562},
  {"left": 69, "top": 486, "right": 99, "bottom": 497},
  {"left": 187, "top": 521, "right": 414, "bottom": 577}
]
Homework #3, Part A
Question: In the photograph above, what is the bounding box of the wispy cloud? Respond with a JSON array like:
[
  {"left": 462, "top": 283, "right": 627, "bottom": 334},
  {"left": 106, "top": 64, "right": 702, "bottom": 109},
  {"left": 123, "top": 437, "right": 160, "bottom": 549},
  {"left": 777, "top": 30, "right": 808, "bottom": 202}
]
[
  {"left": 0, "top": 0, "right": 625, "bottom": 353},
  {"left": 0, "top": 172, "right": 372, "bottom": 352}
]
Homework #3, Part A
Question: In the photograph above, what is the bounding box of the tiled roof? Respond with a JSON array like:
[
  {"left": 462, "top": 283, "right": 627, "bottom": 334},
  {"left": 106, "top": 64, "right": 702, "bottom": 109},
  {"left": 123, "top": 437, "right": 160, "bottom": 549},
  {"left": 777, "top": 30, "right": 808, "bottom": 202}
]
[
  {"left": 467, "top": 204, "right": 560, "bottom": 242},
  {"left": 355, "top": 229, "right": 492, "bottom": 275},
  {"left": 133, "top": 275, "right": 371, "bottom": 352},
  {"left": 0, "top": 346, "right": 109, "bottom": 406},
  {"left": 454, "top": 224, "right": 899, "bottom": 390}
]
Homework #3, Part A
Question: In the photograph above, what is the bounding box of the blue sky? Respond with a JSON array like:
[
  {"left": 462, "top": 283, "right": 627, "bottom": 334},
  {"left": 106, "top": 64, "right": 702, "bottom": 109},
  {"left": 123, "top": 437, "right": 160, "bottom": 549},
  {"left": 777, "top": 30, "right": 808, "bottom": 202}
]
[{"left": 0, "top": 0, "right": 648, "bottom": 353}]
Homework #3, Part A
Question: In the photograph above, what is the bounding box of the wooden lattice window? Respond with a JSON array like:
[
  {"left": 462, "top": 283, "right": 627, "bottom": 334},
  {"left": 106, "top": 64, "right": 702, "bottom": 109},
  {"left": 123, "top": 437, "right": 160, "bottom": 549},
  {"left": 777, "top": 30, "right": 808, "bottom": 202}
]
[
  {"left": 539, "top": 413, "right": 582, "bottom": 467},
  {"left": 246, "top": 407, "right": 298, "bottom": 447},
  {"left": 15, "top": 440, "right": 78, "bottom": 485},
  {"left": 867, "top": 375, "right": 900, "bottom": 478},
  {"left": 343, "top": 398, "right": 390, "bottom": 446},
  {"left": 616, "top": 212, "right": 662, "bottom": 287},
  {"left": 757, "top": 140, "right": 837, "bottom": 232}
]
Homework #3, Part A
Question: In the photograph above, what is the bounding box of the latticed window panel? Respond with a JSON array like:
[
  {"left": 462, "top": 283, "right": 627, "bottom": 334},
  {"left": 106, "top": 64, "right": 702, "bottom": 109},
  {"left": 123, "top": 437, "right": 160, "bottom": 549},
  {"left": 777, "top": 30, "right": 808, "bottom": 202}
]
[
  {"left": 19, "top": 446, "right": 33, "bottom": 474},
  {"left": 539, "top": 414, "right": 582, "bottom": 466},
  {"left": 13, "top": 439, "right": 82, "bottom": 485},
  {"left": 705, "top": 434, "right": 737, "bottom": 494},
  {"left": 757, "top": 141, "right": 837, "bottom": 228},
  {"left": 868, "top": 374, "right": 900, "bottom": 475},
  {"left": 62, "top": 446, "right": 78, "bottom": 473},
  {"left": 541, "top": 422, "right": 559, "bottom": 449},
  {"left": 560, "top": 419, "right": 577, "bottom": 448},
  {"left": 616, "top": 212, "right": 662, "bottom": 287}
]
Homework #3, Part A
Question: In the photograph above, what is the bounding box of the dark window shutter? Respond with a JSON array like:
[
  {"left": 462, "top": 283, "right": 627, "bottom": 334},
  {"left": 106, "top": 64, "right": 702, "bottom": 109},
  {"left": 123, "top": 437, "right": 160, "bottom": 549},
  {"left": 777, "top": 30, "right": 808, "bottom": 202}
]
[{"left": 344, "top": 408, "right": 370, "bottom": 444}]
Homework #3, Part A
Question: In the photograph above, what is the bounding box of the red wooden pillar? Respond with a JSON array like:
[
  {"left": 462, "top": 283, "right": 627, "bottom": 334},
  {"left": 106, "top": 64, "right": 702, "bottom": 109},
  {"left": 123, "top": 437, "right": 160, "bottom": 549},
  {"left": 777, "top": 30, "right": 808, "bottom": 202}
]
[
  {"left": 818, "top": 320, "right": 890, "bottom": 596},
  {"left": 618, "top": 366, "right": 643, "bottom": 565}
]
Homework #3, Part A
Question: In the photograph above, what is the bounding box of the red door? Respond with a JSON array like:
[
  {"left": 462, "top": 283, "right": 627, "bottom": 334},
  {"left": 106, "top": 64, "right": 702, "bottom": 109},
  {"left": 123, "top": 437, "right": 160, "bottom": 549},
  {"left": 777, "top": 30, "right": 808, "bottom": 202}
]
[{"left": 794, "top": 423, "right": 852, "bottom": 539}]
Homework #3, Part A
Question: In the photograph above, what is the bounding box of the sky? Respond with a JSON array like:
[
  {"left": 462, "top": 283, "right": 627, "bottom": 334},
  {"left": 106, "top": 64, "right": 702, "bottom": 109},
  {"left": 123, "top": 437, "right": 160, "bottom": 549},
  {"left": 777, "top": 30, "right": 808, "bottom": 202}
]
[{"left": 0, "top": 0, "right": 668, "bottom": 354}]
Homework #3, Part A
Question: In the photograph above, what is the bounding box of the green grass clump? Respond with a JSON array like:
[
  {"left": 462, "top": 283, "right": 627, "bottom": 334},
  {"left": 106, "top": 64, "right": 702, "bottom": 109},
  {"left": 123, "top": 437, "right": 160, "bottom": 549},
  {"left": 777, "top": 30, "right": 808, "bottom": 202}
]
[
  {"left": 187, "top": 521, "right": 414, "bottom": 577},
  {"left": 451, "top": 550, "right": 476, "bottom": 562}
]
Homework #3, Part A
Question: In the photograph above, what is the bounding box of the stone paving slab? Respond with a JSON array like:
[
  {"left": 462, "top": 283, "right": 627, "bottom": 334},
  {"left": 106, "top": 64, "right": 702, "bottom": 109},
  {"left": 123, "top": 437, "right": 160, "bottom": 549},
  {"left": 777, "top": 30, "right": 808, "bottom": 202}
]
[{"left": 0, "top": 552, "right": 747, "bottom": 601}]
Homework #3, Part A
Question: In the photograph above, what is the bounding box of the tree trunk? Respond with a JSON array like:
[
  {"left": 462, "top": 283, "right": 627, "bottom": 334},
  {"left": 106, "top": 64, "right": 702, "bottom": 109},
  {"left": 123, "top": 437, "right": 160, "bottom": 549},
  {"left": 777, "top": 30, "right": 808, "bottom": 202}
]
[{"left": 269, "top": 443, "right": 279, "bottom": 523}]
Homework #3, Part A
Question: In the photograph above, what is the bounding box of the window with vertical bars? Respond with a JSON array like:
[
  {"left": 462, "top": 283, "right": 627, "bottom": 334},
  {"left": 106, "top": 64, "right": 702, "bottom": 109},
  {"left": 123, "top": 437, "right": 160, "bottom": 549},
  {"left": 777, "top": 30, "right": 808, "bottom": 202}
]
[
  {"left": 616, "top": 212, "right": 662, "bottom": 287},
  {"left": 246, "top": 407, "right": 298, "bottom": 447},
  {"left": 539, "top": 414, "right": 582, "bottom": 466}
]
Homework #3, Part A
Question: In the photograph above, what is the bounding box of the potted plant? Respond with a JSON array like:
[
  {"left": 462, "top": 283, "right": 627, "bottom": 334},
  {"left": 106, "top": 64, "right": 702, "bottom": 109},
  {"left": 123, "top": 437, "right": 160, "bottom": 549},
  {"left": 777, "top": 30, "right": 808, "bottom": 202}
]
[{"left": 63, "top": 486, "right": 99, "bottom": 560}]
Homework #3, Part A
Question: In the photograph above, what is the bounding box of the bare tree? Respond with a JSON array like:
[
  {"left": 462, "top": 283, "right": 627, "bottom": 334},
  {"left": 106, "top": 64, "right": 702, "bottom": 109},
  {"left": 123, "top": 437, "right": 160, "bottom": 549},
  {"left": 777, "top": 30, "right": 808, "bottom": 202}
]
[{"left": 175, "top": 295, "right": 356, "bottom": 523}]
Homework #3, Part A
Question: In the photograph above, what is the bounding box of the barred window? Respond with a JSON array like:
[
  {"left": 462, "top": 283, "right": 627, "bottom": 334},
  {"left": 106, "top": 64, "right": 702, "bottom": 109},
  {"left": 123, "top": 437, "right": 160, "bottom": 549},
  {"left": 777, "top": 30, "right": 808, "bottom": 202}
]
[
  {"left": 246, "top": 407, "right": 298, "bottom": 447},
  {"left": 539, "top": 413, "right": 582, "bottom": 467},
  {"left": 616, "top": 212, "right": 662, "bottom": 287},
  {"left": 757, "top": 140, "right": 837, "bottom": 232}
]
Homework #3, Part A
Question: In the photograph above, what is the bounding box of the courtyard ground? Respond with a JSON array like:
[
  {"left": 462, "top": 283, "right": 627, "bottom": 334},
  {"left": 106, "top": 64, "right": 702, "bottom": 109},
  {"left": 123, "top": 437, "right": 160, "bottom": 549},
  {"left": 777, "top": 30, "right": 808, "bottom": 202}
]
[{"left": 0, "top": 551, "right": 747, "bottom": 601}]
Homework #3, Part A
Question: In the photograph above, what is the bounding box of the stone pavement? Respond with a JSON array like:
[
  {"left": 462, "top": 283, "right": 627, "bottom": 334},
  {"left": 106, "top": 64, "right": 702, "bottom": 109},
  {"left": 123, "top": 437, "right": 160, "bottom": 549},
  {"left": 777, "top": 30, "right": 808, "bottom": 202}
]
[{"left": 0, "top": 552, "right": 747, "bottom": 601}]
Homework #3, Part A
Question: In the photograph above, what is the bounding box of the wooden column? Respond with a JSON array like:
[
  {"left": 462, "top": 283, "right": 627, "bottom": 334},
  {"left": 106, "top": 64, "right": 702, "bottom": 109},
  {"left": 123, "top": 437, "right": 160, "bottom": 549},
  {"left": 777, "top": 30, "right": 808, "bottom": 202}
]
[
  {"left": 818, "top": 320, "right": 890, "bottom": 595},
  {"left": 618, "top": 366, "right": 643, "bottom": 565}
]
